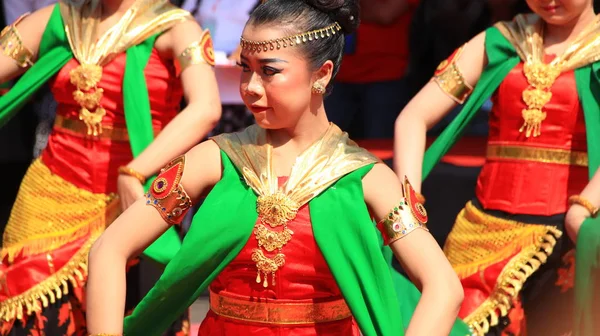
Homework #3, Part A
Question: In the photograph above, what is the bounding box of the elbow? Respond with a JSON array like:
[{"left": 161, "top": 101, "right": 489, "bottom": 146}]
[
  {"left": 423, "top": 273, "right": 464, "bottom": 316},
  {"left": 88, "top": 235, "right": 124, "bottom": 268}
]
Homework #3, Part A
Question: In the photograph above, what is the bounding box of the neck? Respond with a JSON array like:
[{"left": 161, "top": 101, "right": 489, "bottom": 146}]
[
  {"left": 545, "top": 9, "right": 596, "bottom": 43},
  {"left": 267, "top": 102, "right": 330, "bottom": 153},
  {"left": 101, "top": 0, "right": 136, "bottom": 15}
]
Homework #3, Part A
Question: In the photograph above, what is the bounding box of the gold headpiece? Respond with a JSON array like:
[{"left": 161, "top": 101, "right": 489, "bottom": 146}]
[{"left": 240, "top": 22, "right": 342, "bottom": 52}]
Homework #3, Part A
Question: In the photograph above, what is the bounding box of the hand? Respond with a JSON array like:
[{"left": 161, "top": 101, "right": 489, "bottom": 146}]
[
  {"left": 565, "top": 204, "right": 590, "bottom": 243},
  {"left": 117, "top": 174, "right": 145, "bottom": 212}
]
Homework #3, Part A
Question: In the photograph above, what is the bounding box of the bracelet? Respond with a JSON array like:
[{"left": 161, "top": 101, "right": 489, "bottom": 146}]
[
  {"left": 118, "top": 166, "right": 146, "bottom": 184},
  {"left": 568, "top": 195, "right": 599, "bottom": 218}
]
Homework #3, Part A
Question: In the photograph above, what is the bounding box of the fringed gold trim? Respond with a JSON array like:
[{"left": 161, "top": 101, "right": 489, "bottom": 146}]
[
  {"left": 1, "top": 198, "right": 119, "bottom": 263},
  {"left": 0, "top": 233, "right": 99, "bottom": 322},
  {"left": 464, "top": 227, "right": 562, "bottom": 335}
]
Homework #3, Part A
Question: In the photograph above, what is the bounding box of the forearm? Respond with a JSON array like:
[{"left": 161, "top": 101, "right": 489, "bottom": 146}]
[
  {"left": 406, "top": 284, "right": 462, "bottom": 336},
  {"left": 86, "top": 239, "right": 128, "bottom": 334},
  {"left": 393, "top": 112, "right": 427, "bottom": 192},
  {"left": 126, "top": 101, "right": 220, "bottom": 178}
]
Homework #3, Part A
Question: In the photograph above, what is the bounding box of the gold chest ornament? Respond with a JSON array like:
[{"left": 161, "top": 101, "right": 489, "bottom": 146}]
[
  {"left": 520, "top": 62, "right": 561, "bottom": 137},
  {"left": 252, "top": 191, "right": 299, "bottom": 287},
  {"left": 69, "top": 63, "right": 106, "bottom": 136}
]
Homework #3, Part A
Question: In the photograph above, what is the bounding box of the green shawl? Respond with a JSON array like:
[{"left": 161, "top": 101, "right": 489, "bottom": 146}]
[
  {"left": 0, "top": 4, "right": 182, "bottom": 265},
  {"left": 124, "top": 149, "right": 470, "bottom": 335},
  {"left": 422, "top": 26, "right": 600, "bottom": 336}
]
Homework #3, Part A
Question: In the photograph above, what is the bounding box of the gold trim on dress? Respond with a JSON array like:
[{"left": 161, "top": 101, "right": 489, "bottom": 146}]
[
  {"left": 212, "top": 124, "right": 378, "bottom": 288},
  {"left": 0, "top": 13, "right": 34, "bottom": 68},
  {"left": 1, "top": 159, "right": 120, "bottom": 263},
  {"left": 60, "top": 0, "right": 192, "bottom": 137},
  {"left": 444, "top": 202, "right": 562, "bottom": 335},
  {"left": 53, "top": 114, "right": 160, "bottom": 141},
  {"left": 0, "top": 232, "right": 99, "bottom": 322},
  {"left": 209, "top": 290, "right": 352, "bottom": 325},
  {"left": 486, "top": 144, "right": 588, "bottom": 167},
  {"left": 496, "top": 14, "right": 600, "bottom": 137}
]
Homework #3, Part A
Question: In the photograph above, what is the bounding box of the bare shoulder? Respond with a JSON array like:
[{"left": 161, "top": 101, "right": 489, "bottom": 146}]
[
  {"left": 362, "top": 163, "right": 405, "bottom": 218},
  {"left": 179, "top": 140, "right": 223, "bottom": 199},
  {"left": 155, "top": 19, "right": 205, "bottom": 59},
  {"left": 456, "top": 31, "right": 488, "bottom": 84},
  {"left": 14, "top": 4, "right": 57, "bottom": 58}
]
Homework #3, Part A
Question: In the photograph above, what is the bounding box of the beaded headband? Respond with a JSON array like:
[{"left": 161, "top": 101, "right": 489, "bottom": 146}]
[{"left": 240, "top": 22, "right": 342, "bottom": 53}]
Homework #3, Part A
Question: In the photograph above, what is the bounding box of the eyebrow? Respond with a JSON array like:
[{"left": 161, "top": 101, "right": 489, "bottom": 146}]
[{"left": 240, "top": 55, "right": 288, "bottom": 64}]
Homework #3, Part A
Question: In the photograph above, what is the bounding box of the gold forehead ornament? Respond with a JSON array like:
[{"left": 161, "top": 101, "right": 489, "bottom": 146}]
[{"left": 240, "top": 22, "right": 342, "bottom": 52}]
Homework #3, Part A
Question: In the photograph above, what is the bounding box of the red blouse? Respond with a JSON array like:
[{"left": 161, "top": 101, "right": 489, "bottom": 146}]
[
  {"left": 476, "top": 56, "right": 588, "bottom": 216},
  {"left": 199, "top": 178, "right": 360, "bottom": 336},
  {"left": 41, "top": 49, "right": 183, "bottom": 194}
]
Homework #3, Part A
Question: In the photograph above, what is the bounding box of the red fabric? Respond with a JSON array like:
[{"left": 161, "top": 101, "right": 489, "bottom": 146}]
[
  {"left": 41, "top": 49, "right": 183, "bottom": 194},
  {"left": 335, "top": 5, "right": 416, "bottom": 83},
  {"left": 476, "top": 58, "right": 588, "bottom": 216},
  {"left": 458, "top": 252, "right": 517, "bottom": 319},
  {"left": 0, "top": 235, "right": 90, "bottom": 302},
  {"left": 198, "top": 177, "right": 360, "bottom": 336}
]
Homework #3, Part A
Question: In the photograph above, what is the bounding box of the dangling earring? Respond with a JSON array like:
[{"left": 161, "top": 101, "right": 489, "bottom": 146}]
[{"left": 311, "top": 82, "right": 326, "bottom": 95}]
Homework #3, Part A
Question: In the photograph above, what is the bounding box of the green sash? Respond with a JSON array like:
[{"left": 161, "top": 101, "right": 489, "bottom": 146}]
[
  {"left": 0, "top": 4, "right": 181, "bottom": 264},
  {"left": 423, "top": 26, "right": 600, "bottom": 336}
]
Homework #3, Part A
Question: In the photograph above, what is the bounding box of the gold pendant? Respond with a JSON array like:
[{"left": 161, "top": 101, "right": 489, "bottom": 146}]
[
  {"left": 251, "top": 249, "right": 285, "bottom": 287},
  {"left": 70, "top": 64, "right": 103, "bottom": 91},
  {"left": 254, "top": 224, "right": 293, "bottom": 252},
  {"left": 79, "top": 106, "right": 106, "bottom": 136},
  {"left": 256, "top": 192, "right": 299, "bottom": 227},
  {"left": 519, "top": 108, "right": 546, "bottom": 137},
  {"left": 69, "top": 64, "right": 106, "bottom": 137},
  {"left": 520, "top": 62, "right": 560, "bottom": 137}
]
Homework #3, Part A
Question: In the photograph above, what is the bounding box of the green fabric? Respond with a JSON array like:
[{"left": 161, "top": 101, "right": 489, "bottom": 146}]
[
  {"left": 0, "top": 3, "right": 180, "bottom": 264},
  {"left": 573, "top": 65, "right": 600, "bottom": 336},
  {"left": 422, "top": 25, "right": 600, "bottom": 336},
  {"left": 125, "top": 150, "right": 471, "bottom": 335},
  {"left": 0, "top": 5, "right": 71, "bottom": 127}
]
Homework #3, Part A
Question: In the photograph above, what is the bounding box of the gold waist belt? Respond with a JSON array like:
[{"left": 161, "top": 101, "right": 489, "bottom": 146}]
[
  {"left": 209, "top": 290, "right": 352, "bottom": 325},
  {"left": 54, "top": 115, "right": 160, "bottom": 141},
  {"left": 486, "top": 144, "right": 588, "bottom": 167}
]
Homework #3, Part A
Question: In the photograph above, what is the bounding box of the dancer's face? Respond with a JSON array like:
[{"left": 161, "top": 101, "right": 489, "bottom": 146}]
[
  {"left": 526, "top": 0, "right": 593, "bottom": 25},
  {"left": 238, "top": 24, "right": 331, "bottom": 130}
]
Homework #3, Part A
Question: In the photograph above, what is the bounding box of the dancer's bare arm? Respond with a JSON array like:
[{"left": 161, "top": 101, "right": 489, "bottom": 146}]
[{"left": 86, "top": 140, "right": 222, "bottom": 334}]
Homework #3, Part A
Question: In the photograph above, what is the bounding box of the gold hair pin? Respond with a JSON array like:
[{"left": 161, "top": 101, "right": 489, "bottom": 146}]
[{"left": 240, "top": 22, "right": 342, "bottom": 52}]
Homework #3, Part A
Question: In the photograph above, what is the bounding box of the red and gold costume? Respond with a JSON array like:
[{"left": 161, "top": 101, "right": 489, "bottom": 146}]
[
  {"left": 139, "top": 124, "right": 434, "bottom": 336},
  {"left": 434, "top": 14, "right": 600, "bottom": 335},
  {"left": 0, "top": 1, "right": 212, "bottom": 334}
]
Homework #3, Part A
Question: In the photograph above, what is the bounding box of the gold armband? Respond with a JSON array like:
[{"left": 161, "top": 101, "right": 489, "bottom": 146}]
[
  {"left": 432, "top": 44, "right": 473, "bottom": 104},
  {"left": 377, "top": 177, "right": 429, "bottom": 245},
  {"left": 0, "top": 13, "right": 34, "bottom": 68},
  {"left": 145, "top": 155, "right": 193, "bottom": 225},
  {"left": 568, "top": 195, "right": 599, "bottom": 218},
  {"left": 175, "top": 30, "right": 215, "bottom": 75}
]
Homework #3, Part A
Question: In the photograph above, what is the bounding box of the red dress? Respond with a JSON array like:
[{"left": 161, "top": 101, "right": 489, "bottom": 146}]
[
  {"left": 0, "top": 49, "right": 183, "bottom": 334},
  {"left": 198, "top": 178, "right": 360, "bottom": 336}
]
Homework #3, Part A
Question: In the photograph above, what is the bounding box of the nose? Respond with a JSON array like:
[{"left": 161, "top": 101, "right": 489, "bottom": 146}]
[{"left": 241, "top": 72, "right": 263, "bottom": 97}]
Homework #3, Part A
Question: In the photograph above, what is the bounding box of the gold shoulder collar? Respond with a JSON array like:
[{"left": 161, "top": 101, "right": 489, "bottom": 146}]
[
  {"left": 212, "top": 124, "right": 378, "bottom": 206},
  {"left": 495, "top": 13, "right": 600, "bottom": 70},
  {"left": 60, "top": 0, "right": 192, "bottom": 66}
]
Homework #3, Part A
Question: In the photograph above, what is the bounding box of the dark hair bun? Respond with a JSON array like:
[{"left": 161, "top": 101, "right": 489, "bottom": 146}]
[{"left": 304, "top": 0, "right": 360, "bottom": 34}]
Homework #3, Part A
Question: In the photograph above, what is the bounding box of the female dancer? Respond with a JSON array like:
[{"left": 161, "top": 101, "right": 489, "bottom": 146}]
[
  {"left": 0, "top": 0, "right": 221, "bottom": 334},
  {"left": 395, "top": 0, "right": 600, "bottom": 335},
  {"left": 85, "top": 1, "right": 467, "bottom": 335}
]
